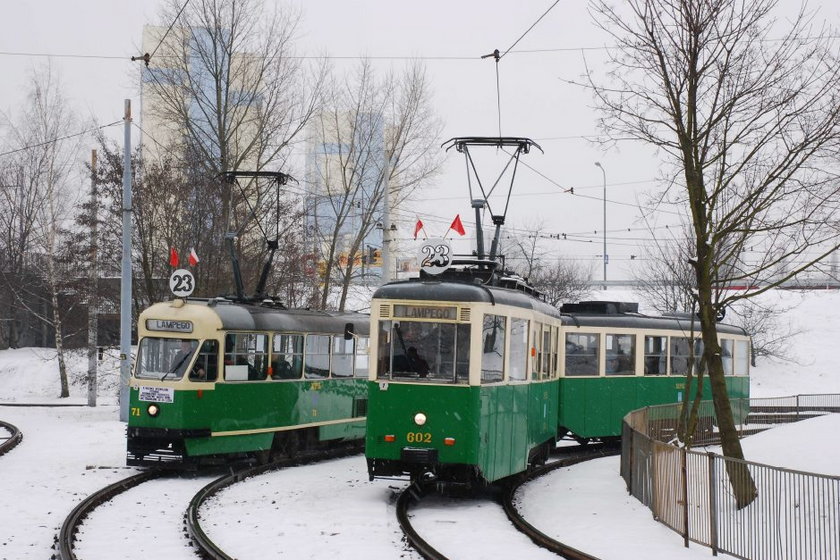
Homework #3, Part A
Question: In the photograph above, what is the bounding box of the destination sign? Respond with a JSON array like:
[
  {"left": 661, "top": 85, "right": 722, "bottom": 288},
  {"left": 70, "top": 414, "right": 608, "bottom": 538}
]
[
  {"left": 146, "top": 319, "right": 193, "bottom": 333},
  {"left": 393, "top": 305, "right": 457, "bottom": 320}
]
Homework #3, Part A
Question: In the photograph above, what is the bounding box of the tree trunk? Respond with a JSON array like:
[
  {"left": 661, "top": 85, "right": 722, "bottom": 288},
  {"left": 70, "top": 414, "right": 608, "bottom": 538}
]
[
  {"left": 51, "top": 279, "right": 69, "bottom": 398},
  {"left": 698, "top": 297, "right": 757, "bottom": 508}
]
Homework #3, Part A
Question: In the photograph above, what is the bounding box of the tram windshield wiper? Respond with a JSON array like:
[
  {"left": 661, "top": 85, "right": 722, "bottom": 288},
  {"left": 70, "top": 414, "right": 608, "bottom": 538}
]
[{"left": 161, "top": 352, "right": 190, "bottom": 381}]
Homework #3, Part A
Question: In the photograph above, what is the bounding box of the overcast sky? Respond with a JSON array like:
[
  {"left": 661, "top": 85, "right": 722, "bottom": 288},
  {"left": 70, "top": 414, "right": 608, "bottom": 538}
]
[{"left": 1, "top": 1, "right": 837, "bottom": 280}]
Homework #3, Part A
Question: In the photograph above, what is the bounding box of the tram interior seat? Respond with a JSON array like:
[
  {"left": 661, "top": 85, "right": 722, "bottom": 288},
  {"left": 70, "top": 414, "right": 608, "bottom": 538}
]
[{"left": 272, "top": 358, "right": 297, "bottom": 379}]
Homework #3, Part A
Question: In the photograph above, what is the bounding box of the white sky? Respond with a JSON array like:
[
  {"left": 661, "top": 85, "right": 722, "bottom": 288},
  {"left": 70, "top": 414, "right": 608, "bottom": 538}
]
[
  {"left": 1, "top": 288, "right": 839, "bottom": 558},
  {"left": 1, "top": 1, "right": 838, "bottom": 279}
]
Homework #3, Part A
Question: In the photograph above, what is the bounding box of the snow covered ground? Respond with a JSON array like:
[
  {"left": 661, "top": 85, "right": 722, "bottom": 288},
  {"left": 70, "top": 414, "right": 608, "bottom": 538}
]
[{"left": 0, "top": 288, "right": 838, "bottom": 559}]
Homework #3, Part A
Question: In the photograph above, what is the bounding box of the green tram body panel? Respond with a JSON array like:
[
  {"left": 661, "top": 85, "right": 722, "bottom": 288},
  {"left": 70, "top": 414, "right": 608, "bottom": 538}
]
[
  {"left": 130, "top": 377, "right": 367, "bottom": 457},
  {"left": 366, "top": 380, "right": 557, "bottom": 482},
  {"left": 558, "top": 374, "right": 750, "bottom": 438}
]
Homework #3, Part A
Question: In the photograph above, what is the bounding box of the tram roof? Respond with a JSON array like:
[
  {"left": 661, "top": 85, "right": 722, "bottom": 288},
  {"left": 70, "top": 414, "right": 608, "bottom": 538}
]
[
  {"left": 372, "top": 279, "right": 563, "bottom": 319},
  {"left": 560, "top": 312, "right": 748, "bottom": 336},
  {"left": 145, "top": 299, "right": 370, "bottom": 335}
]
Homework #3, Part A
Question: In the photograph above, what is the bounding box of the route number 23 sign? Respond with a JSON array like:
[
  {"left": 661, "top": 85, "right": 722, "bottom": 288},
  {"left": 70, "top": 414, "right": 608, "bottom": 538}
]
[
  {"left": 169, "top": 269, "right": 195, "bottom": 297},
  {"left": 418, "top": 238, "right": 452, "bottom": 275}
]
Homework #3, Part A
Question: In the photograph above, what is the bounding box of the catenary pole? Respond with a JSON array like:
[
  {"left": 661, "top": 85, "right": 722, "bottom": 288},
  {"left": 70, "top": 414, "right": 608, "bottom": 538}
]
[
  {"left": 381, "top": 150, "right": 392, "bottom": 284},
  {"left": 119, "top": 100, "right": 133, "bottom": 421}
]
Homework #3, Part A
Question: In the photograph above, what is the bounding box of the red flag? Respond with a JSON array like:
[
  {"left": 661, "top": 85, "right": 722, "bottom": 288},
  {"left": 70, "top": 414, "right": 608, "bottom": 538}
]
[
  {"left": 188, "top": 248, "right": 200, "bottom": 266},
  {"left": 413, "top": 219, "right": 424, "bottom": 240},
  {"left": 169, "top": 247, "right": 179, "bottom": 267},
  {"left": 449, "top": 214, "right": 466, "bottom": 236}
]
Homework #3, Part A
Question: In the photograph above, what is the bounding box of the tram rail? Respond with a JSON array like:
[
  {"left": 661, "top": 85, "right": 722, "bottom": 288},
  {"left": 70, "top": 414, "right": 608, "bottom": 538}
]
[
  {"left": 396, "top": 443, "right": 620, "bottom": 560},
  {"left": 185, "top": 442, "right": 363, "bottom": 559},
  {"left": 54, "top": 469, "right": 170, "bottom": 560},
  {"left": 0, "top": 420, "right": 22, "bottom": 457}
]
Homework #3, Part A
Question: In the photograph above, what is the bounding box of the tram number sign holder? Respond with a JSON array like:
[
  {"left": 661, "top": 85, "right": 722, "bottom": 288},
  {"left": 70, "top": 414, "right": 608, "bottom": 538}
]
[
  {"left": 169, "top": 269, "right": 195, "bottom": 297},
  {"left": 418, "top": 238, "right": 452, "bottom": 275}
]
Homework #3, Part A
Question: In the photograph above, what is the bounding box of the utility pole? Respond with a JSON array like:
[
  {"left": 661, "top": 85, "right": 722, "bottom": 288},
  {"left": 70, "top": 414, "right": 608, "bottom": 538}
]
[
  {"left": 595, "top": 161, "right": 607, "bottom": 289},
  {"left": 119, "top": 100, "right": 133, "bottom": 421},
  {"left": 381, "top": 151, "right": 392, "bottom": 284},
  {"left": 87, "top": 149, "right": 98, "bottom": 407}
]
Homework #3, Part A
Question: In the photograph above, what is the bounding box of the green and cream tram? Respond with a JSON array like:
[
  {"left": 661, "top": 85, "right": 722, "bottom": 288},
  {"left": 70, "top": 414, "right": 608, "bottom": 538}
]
[
  {"left": 364, "top": 281, "right": 751, "bottom": 484},
  {"left": 127, "top": 298, "right": 369, "bottom": 466},
  {"left": 365, "top": 274, "right": 563, "bottom": 483}
]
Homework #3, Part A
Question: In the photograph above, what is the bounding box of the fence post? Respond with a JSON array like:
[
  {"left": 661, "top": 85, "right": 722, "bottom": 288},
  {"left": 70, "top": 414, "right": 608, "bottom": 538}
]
[
  {"left": 682, "top": 446, "right": 689, "bottom": 548},
  {"left": 708, "top": 451, "right": 718, "bottom": 556},
  {"left": 626, "top": 424, "right": 633, "bottom": 495}
]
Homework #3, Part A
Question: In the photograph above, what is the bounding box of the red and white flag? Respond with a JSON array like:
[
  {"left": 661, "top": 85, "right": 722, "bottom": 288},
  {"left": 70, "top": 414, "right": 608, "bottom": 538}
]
[
  {"left": 413, "top": 219, "right": 424, "bottom": 240},
  {"left": 188, "top": 248, "right": 200, "bottom": 267},
  {"left": 169, "top": 247, "right": 179, "bottom": 267},
  {"left": 449, "top": 214, "right": 466, "bottom": 236}
]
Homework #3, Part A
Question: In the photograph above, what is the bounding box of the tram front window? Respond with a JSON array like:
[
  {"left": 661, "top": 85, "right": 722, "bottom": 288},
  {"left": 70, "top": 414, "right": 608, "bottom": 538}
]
[
  {"left": 136, "top": 337, "right": 200, "bottom": 380},
  {"left": 378, "top": 320, "right": 470, "bottom": 383}
]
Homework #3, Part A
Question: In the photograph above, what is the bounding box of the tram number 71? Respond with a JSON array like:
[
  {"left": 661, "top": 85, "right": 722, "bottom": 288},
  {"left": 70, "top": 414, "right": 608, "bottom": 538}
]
[{"left": 406, "top": 432, "right": 432, "bottom": 444}]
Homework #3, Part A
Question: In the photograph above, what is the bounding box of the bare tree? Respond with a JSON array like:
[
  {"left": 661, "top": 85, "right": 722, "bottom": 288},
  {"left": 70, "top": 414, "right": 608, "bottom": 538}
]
[
  {"left": 636, "top": 232, "right": 800, "bottom": 363},
  {"left": 145, "top": 0, "right": 322, "bottom": 174},
  {"left": 0, "top": 165, "right": 37, "bottom": 349},
  {"left": 592, "top": 0, "right": 840, "bottom": 507},
  {"left": 140, "top": 0, "right": 326, "bottom": 296},
  {"left": 144, "top": 0, "right": 324, "bottom": 243},
  {"left": 505, "top": 223, "right": 593, "bottom": 306},
  {"left": 633, "top": 227, "right": 697, "bottom": 314},
  {"left": 0, "top": 67, "right": 82, "bottom": 396},
  {"left": 308, "top": 60, "right": 443, "bottom": 310}
]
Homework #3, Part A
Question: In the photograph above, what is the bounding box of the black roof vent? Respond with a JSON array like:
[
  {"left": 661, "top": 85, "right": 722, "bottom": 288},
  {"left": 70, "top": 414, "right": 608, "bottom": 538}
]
[{"left": 560, "top": 301, "right": 639, "bottom": 314}]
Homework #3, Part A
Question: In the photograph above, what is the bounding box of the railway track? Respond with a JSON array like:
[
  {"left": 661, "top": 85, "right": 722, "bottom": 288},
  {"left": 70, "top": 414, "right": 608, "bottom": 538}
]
[
  {"left": 185, "top": 442, "right": 363, "bottom": 559},
  {"left": 53, "top": 469, "right": 171, "bottom": 560},
  {"left": 395, "top": 443, "right": 619, "bottom": 560},
  {"left": 501, "top": 444, "right": 621, "bottom": 560},
  {"left": 0, "top": 420, "right": 23, "bottom": 457},
  {"left": 53, "top": 441, "right": 362, "bottom": 560}
]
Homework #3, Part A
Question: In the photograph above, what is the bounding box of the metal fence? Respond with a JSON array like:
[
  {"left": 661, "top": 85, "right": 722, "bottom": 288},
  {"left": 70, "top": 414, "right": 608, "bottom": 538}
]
[{"left": 621, "top": 394, "right": 840, "bottom": 560}]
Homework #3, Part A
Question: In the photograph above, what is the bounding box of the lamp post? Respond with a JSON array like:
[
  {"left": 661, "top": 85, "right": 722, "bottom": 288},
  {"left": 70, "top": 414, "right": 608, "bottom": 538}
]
[{"left": 594, "top": 162, "right": 606, "bottom": 289}]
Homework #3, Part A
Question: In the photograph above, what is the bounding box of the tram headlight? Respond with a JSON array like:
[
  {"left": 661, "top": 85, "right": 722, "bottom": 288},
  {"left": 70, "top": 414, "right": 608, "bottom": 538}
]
[
  {"left": 414, "top": 412, "right": 427, "bottom": 426},
  {"left": 147, "top": 404, "right": 160, "bottom": 417}
]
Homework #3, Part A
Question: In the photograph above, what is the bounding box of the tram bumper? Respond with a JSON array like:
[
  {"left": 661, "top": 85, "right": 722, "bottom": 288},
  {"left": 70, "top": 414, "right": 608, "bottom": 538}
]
[
  {"left": 367, "top": 447, "right": 440, "bottom": 480},
  {"left": 126, "top": 426, "right": 210, "bottom": 467}
]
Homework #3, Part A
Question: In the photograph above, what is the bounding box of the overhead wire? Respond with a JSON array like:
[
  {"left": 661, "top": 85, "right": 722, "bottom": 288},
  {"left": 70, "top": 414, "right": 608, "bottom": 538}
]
[
  {"left": 0, "top": 120, "right": 122, "bottom": 159},
  {"left": 143, "top": 0, "right": 191, "bottom": 66},
  {"left": 484, "top": 0, "right": 562, "bottom": 137}
]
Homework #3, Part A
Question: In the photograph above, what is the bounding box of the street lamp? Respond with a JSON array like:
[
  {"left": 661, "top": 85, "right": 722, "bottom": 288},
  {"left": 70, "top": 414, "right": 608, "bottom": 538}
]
[{"left": 594, "top": 162, "right": 607, "bottom": 289}]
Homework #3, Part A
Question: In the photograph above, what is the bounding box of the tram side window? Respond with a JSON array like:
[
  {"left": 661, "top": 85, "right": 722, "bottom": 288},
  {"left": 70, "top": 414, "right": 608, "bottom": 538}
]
[
  {"left": 481, "top": 314, "right": 506, "bottom": 384},
  {"left": 721, "top": 339, "right": 734, "bottom": 376},
  {"left": 565, "top": 333, "right": 599, "bottom": 376},
  {"left": 644, "top": 336, "right": 667, "bottom": 375},
  {"left": 272, "top": 334, "right": 303, "bottom": 379},
  {"left": 605, "top": 333, "right": 636, "bottom": 376},
  {"left": 305, "top": 335, "right": 331, "bottom": 379},
  {"left": 224, "top": 333, "right": 269, "bottom": 381},
  {"left": 354, "top": 337, "right": 370, "bottom": 378},
  {"left": 735, "top": 340, "right": 750, "bottom": 375},
  {"left": 531, "top": 323, "right": 552, "bottom": 380},
  {"left": 332, "top": 336, "right": 354, "bottom": 377},
  {"left": 455, "top": 324, "right": 470, "bottom": 383},
  {"left": 670, "top": 337, "right": 703, "bottom": 376},
  {"left": 191, "top": 340, "right": 219, "bottom": 381},
  {"left": 509, "top": 318, "right": 529, "bottom": 381}
]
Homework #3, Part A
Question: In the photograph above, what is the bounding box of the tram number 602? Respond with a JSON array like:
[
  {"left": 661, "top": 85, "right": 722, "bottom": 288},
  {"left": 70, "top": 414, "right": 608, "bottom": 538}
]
[{"left": 406, "top": 432, "right": 432, "bottom": 444}]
